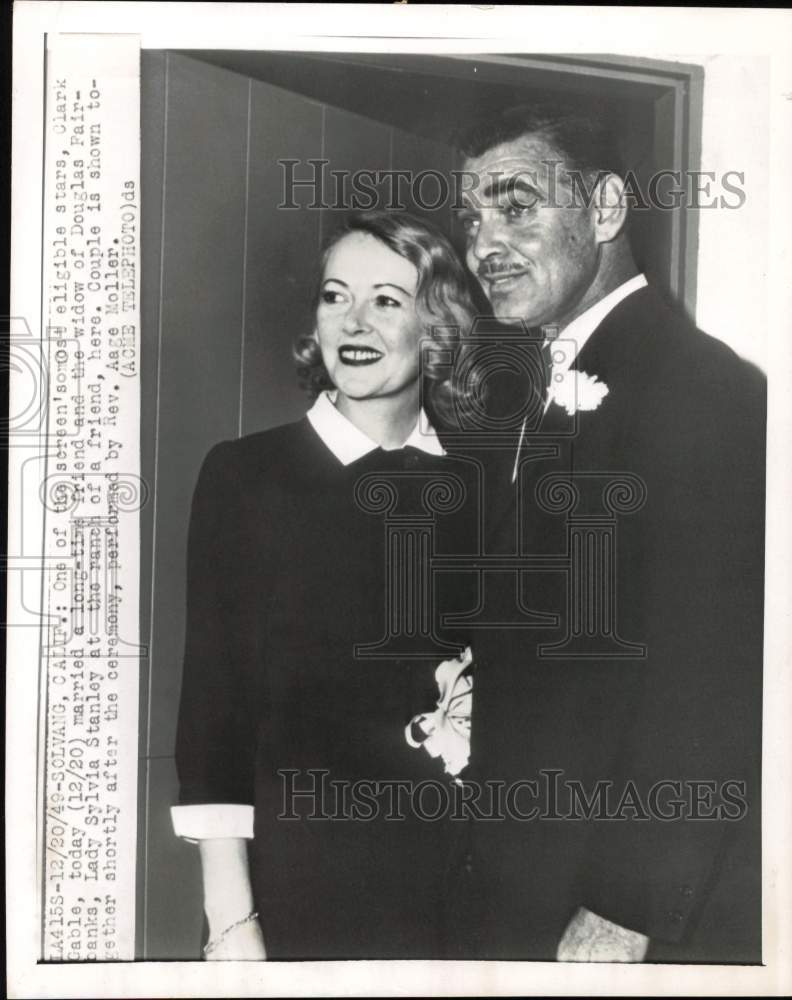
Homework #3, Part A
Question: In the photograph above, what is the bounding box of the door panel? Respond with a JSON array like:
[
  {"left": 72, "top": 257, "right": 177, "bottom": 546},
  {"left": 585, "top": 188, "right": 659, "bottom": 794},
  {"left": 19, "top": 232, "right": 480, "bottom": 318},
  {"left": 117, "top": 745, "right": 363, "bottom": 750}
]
[{"left": 241, "top": 79, "right": 324, "bottom": 437}]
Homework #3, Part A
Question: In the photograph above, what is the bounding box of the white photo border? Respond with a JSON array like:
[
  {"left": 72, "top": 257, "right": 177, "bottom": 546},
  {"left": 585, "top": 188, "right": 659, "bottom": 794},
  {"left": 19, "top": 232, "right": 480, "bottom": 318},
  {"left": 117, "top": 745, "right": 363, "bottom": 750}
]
[{"left": 8, "top": 3, "right": 792, "bottom": 997}]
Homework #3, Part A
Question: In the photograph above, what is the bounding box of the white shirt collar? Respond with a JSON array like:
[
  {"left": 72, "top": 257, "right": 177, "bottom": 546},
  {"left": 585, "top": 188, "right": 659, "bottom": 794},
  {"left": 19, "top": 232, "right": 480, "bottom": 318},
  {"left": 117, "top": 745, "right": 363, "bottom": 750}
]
[
  {"left": 306, "top": 390, "right": 445, "bottom": 465},
  {"left": 545, "top": 273, "right": 648, "bottom": 373}
]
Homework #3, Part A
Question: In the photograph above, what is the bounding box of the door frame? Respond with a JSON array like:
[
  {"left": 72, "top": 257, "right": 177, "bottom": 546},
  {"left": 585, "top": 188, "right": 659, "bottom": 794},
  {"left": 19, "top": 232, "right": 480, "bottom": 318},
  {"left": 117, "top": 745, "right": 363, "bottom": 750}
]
[{"left": 303, "top": 50, "right": 704, "bottom": 314}]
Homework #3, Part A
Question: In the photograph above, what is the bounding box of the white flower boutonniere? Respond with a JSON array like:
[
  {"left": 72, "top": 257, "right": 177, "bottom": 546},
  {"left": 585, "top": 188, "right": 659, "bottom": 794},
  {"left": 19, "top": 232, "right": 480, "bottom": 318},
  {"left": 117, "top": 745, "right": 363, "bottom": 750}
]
[{"left": 549, "top": 370, "right": 609, "bottom": 416}]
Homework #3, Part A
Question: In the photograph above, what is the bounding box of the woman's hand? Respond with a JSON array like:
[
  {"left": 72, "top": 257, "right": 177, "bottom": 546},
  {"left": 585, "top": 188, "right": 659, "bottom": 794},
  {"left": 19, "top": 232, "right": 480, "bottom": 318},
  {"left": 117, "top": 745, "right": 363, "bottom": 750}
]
[
  {"left": 199, "top": 837, "right": 266, "bottom": 960},
  {"left": 205, "top": 915, "right": 267, "bottom": 961}
]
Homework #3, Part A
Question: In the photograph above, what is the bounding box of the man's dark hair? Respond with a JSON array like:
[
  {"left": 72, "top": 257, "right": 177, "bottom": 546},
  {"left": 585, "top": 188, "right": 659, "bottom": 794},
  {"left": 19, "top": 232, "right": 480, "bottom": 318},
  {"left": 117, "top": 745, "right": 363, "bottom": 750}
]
[{"left": 456, "top": 100, "right": 626, "bottom": 180}]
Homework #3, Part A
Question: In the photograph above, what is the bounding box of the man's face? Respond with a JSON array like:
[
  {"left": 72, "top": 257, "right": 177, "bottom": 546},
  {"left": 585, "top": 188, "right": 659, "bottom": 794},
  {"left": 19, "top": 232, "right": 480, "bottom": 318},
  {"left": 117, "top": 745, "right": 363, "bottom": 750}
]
[{"left": 461, "top": 135, "right": 600, "bottom": 328}]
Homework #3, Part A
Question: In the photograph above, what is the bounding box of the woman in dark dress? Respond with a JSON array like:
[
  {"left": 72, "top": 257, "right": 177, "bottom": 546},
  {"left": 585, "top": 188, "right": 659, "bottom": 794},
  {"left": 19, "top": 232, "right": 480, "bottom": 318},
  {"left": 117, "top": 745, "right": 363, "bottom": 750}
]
[{"left": 172, "top": 211, "right": 478, "bottom": 960}]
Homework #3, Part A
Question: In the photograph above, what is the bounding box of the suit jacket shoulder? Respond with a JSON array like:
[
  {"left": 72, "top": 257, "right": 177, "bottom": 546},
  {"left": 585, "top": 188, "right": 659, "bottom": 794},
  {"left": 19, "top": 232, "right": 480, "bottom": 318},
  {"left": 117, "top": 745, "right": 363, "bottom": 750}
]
[
  {"left": 580, "top": 285, "right": 765, "bottom": 404},
  {"left": 573, "top": 285, "right": 766, "bottom": 464}
]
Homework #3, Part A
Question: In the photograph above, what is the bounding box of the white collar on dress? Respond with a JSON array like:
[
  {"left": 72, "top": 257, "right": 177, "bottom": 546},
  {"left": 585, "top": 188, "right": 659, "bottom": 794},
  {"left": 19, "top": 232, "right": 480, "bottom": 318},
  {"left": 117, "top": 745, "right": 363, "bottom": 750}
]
[{"left": 307, "top": 390, "right": 445, "bottom": 465}]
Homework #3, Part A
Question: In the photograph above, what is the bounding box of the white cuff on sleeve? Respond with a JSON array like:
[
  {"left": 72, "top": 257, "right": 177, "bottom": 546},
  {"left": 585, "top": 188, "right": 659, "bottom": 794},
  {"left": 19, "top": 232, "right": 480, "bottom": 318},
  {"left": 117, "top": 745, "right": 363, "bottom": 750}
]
[{"left": 171, "top": 803, "right": 254, "bottom": 842}]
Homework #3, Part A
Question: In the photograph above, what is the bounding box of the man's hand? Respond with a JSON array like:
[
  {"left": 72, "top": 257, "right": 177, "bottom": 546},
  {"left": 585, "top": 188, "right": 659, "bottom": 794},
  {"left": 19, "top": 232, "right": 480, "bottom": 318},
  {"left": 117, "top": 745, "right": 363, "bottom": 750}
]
[{"left": 557, "top": 907, "right": 649, "bottom": 962}]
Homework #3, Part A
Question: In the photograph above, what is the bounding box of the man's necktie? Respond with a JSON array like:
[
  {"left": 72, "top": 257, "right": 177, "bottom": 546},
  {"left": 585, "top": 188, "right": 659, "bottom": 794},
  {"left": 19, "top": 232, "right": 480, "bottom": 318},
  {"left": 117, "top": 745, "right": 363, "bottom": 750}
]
[
  {"left": 540, "top": 325, "right": 561, "bottom": 395},
  {"left": 529, "top": 326, "right": 559, "bottom": 401},
  {"left": 513, "top": 327, "right": 561, "bottom": 483},
  {"left": 540, "top": 339, "right": 554, "bottom": 395}
]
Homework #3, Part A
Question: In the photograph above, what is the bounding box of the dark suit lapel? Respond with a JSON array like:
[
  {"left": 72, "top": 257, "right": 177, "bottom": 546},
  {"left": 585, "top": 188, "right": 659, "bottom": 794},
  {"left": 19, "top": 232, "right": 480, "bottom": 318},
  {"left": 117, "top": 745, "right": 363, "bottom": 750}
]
[
  {"left": 571, "top": 284, "right": 658, "bottom": 386},
  {"left": 483, "top": 285, "right": 662, "bottom": 548}
]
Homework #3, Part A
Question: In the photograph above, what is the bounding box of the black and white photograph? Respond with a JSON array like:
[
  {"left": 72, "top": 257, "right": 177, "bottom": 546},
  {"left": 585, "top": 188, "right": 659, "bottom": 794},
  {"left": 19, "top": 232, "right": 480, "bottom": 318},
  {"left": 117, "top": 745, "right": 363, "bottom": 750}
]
[{"left": 6, "top": 3, "right": 792, "bottom": 997}]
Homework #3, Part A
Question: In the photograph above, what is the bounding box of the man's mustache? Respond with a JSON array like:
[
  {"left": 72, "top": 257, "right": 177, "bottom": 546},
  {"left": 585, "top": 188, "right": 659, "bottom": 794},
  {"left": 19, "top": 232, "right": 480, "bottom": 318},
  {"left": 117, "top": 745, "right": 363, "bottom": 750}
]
[{"left": 477, "top": 261, "right": 530, "bottom": 281}]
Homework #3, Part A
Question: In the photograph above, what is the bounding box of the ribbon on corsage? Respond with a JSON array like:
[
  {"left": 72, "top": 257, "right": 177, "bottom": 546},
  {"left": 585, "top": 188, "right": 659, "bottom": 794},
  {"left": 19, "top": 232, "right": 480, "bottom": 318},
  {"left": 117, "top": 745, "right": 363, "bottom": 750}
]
[{"left": 405, "top": 646, "right": 473, "bottom": 779}]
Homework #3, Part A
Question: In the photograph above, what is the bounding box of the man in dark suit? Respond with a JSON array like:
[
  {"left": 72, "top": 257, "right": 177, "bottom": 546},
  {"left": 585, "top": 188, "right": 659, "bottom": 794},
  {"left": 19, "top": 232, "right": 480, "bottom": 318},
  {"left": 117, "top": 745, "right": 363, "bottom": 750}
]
[{"left": 444, "top": 103, "right": 765, "bottom": 962}]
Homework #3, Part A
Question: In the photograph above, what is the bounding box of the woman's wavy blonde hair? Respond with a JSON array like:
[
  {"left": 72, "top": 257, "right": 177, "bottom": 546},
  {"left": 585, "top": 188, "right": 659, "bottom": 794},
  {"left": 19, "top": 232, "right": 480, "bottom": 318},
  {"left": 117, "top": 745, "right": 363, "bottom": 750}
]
[{"left": 293, "top": 210, "right": 478, "bottom": 428}]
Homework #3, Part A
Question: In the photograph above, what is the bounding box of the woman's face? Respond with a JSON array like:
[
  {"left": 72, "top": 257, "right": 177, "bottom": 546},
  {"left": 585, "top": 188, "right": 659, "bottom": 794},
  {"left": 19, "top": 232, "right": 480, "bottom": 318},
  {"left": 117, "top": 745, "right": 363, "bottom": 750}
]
[{"left": 315, "top": 232, "right": 423, "bottom": 404}]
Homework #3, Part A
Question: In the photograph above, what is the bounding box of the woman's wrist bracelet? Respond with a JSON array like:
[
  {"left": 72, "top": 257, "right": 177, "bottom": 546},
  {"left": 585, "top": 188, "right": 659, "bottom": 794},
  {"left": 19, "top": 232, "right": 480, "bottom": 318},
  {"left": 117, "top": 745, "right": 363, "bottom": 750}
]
[{"left": 203, "top": 910, "right": 259, "bottom": 956}]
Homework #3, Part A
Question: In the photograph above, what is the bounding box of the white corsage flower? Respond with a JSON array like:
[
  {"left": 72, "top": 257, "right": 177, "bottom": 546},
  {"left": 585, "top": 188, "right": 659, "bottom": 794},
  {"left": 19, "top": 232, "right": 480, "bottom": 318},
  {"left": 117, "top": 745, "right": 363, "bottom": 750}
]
[
  {"left": 549, "top": 370, "right": 609, "bottom": 416},
  {"left": 405, "top": 647, "right": 473, "bottom": 779}
]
